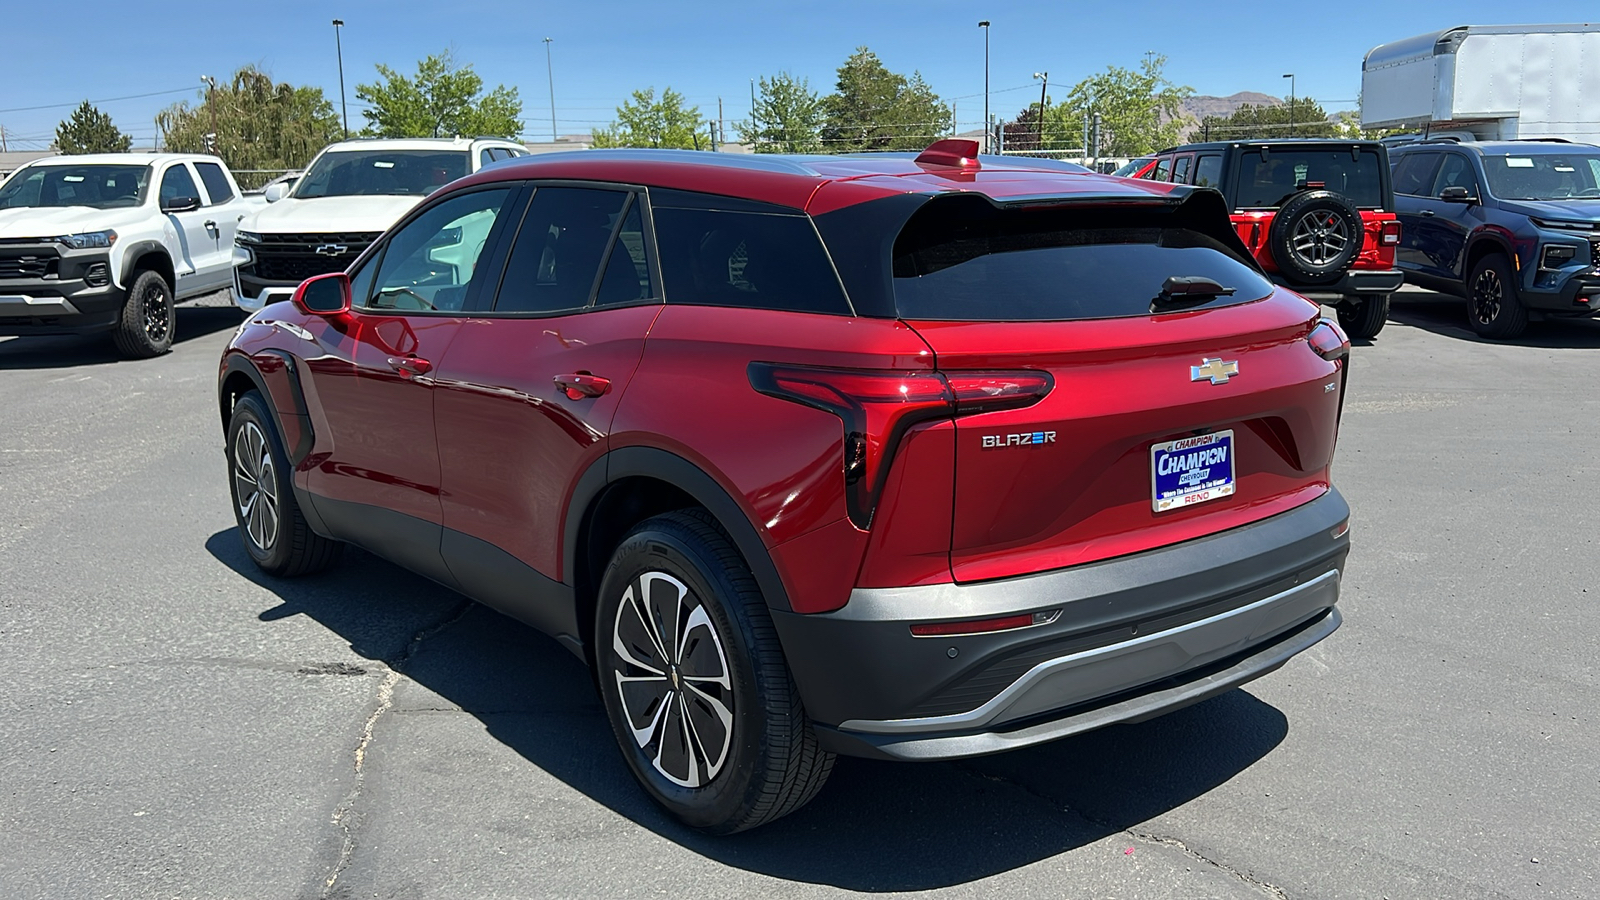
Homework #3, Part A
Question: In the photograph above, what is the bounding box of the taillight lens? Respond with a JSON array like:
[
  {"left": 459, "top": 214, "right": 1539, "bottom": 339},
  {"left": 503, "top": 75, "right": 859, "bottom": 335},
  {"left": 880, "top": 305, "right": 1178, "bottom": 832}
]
[
  {"left": 1380, "top": 221, "right": 1402, "bottom": 246},
  {"left": 1308, "top": 318, "right": 1350, "bottom": 361},
  {"left": 749, "top": 363, "right": 1052, "bottom": 528}
]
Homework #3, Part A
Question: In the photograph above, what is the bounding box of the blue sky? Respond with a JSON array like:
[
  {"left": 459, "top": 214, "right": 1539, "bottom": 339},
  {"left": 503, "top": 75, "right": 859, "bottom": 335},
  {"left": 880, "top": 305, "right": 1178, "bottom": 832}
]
[{"left": 0, "top": 1, "right": 1588, "bottom": 149}]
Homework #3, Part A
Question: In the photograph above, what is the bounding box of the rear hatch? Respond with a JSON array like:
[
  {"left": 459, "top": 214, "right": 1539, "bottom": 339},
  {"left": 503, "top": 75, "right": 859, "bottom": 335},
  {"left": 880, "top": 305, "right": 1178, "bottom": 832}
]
[{"left": 892, "top": 192, "right": 1345, "bottom": 583}]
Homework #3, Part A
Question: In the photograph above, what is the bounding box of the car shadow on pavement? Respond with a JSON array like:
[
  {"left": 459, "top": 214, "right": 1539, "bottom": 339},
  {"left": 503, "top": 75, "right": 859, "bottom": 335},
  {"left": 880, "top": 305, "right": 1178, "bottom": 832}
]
[
  {"left": 0, "top": 305, "right": 243, "bottom": 369},
  {"left": 1386, "top": 292, "right": 1600, "bottom": 349},
  {"left": 208, "top": 529, "right": 1289, "bottom": 892}
]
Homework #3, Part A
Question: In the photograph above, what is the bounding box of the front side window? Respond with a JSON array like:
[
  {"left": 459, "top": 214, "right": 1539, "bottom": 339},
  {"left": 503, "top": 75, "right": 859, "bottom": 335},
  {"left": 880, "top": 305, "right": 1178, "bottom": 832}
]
[
  {"left": 0, "top": 164, "right": 150, "bottom": 210},
  {"left": 366, "top": 188, "right": 512, "bottom": 312},
  {"left": 493, "top": 187, "right": 633, "bottom": 314},
  {"left": 1429, "top": 154, "right": 1481, "bottom": 197},
  {"left": 195, "top": 162, "right": 235, "bottom": 205},
  {"left": 294, "top": 150, "right": 470, "bottom": 199},
  {"left": 1171, "top": 156, "right": 1193, "bottom": 185},
  {"left": 1151, "top": 157, "right": 1173, "bottom": 182},
  {"left": 1236, "top": 148, "right": 1386, "bottom": 208},
  {"left": 654, "top": 206, "right": 851, "bottom": 314},
  {"left": 160, "top": 165, "right": 201, "bottom": 205},
  {"left": 1481, "top": 152, "right": 1600, "bottom": 200}
]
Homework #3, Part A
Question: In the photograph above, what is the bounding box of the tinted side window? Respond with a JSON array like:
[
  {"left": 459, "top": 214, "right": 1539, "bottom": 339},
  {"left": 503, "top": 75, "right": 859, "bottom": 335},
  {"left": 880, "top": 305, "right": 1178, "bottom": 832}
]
[
  {"left": 1194, "top": 154, "right": 1223, "bottom": 188},
  {"left": 655, "top": 208, "right": 851, "bottom": 314},
  {"left": 160, "top": 164, "right": 200, "bottom": 204},
  {"left": 1152, "top": 157, "right": 1173, "bottom": 182},
  {"left": 1171, "top": 156, "right": 1193, "bottom": 185},
  {"left": 494, "top": 187, "right": 630, "bottom": 314},
  {"left": 367, "top": 188, "right": 512, "bottom": 312},
  {"left": 1391, "top": 152, "right": 1442, "bottom": 197},
  {"left": 594, "top": 198, "right": 653, "bottom": 305},
  {"left": 1429, "top": 154, "right": 1480, "bottom": 196},
  {"left": 480, "top": 149, "right": 495, "bottom": 168},
  {"left": 195, "top": 162, "right": 234, "bottom": 204}
]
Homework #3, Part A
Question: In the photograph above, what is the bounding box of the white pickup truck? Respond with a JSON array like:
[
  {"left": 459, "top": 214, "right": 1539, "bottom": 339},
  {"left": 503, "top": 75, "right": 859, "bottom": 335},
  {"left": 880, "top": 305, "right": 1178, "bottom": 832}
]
[
  {"left": 0, "top": 153, "right": 264, "bottom": 357},
  {"left": 231, "top": 136, "right": 527, "bottom": 311}
]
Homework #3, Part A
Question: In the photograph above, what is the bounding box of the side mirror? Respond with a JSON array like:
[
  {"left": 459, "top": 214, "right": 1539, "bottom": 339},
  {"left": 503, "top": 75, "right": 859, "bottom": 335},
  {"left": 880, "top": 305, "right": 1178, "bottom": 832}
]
[
  {"left": 264, "top": 183, "right": 288, "bottom": 203},
  {"left": 1440, "top": 185, "right": 1477, "bottom": 204},
  {"left": 161, "top": 195, "right": 201, "bottom": 214},
  {"left": 292, "top": 272, "right": 352, "bottom": 316}
]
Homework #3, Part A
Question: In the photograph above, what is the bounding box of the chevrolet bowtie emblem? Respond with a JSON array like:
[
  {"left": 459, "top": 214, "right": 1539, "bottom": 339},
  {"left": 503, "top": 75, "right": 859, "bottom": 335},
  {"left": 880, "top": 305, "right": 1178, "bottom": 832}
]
[
  {"left": 314, "top": 243, "right": 349, "bottom": 257},
  {"left": 1191, "top": 358, "right": 1239, "bottom": 385}
]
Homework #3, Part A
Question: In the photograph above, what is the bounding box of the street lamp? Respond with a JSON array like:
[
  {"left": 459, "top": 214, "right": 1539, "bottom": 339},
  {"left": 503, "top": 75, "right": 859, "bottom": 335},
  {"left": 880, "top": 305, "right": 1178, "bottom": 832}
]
[
  {"left": 333, "top": 19, "right": 349, "bottom": 139},
  {"left": 1033, "top": 71, "right": 1048, "bottom": 150},
  {"left": 978, "top": 21, "right": 990, "bottom": 151},
  {"left": 200, "top": 76, "right": 216, "bottom": 153},
  {"left": 543, "top": 37, "right": 557, "bottom": 142},
  {"left": 1282, "top": 73, "right": 1295, "bottom": 138}
]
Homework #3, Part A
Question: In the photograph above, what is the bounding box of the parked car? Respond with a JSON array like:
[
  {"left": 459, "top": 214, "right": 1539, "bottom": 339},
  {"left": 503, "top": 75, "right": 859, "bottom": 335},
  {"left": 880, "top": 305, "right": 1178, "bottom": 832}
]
[
  {"left": 1388, "top": 137, "right": 1600, "bottom": 338},
  {"left": 1111, "top": 156, "right": 1156, "bottom": 178},
  {"left": 1137, "top": 139, "right": 1403, "bottom": 339},
  {"left": 218, "top": 140, "right": 1352, "bottom": 833},
  {"left": 0, "top": 153, "right": 263, "bottom": 356},
  {"left": 231, "top": 136, "right": 528, "bottom": 311}
]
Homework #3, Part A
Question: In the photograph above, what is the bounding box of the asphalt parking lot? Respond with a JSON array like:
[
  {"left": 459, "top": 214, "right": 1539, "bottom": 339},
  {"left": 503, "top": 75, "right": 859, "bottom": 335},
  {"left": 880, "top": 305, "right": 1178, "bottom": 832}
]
[{"left": 1, "top": 287, "right": 1596, "bottom": 900}]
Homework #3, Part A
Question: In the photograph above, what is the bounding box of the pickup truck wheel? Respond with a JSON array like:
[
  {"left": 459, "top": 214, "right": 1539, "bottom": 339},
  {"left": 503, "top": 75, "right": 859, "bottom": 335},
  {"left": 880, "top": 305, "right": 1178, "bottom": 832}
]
[
  {"left": 227, "top": 391, "right": 343, "bottom": 577},
  {"left": 1268, "top": 190, "right": 1364, "bottom": 284},
  {"left": 1466, "top": 254, "right": 1528, "bottom": 340},
  {"left": 1337, "top": 294, "right": 1389, "bottom": 340},
  {"left": 111, "top": 269, "right": 174, "bottom": 358},
  {"left": 595, "top": 510, "right": 833, "bottom": 834}
]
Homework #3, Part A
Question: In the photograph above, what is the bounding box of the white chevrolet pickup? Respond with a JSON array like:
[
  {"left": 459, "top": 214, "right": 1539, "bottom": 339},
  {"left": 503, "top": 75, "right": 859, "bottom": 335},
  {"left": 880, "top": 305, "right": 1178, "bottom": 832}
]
[
  {"left": 0, "top": 153, "right": 264, "bottom": 357},
  {"left": 231, "top": 137, "right": 527, "bottom": 311}
]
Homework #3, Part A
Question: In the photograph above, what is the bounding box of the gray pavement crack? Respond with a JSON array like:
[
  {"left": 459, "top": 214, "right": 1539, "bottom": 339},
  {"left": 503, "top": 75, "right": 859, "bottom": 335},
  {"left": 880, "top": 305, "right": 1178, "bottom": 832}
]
[{"left": 319, "top": 600, "right": 474, "bottom": 899}]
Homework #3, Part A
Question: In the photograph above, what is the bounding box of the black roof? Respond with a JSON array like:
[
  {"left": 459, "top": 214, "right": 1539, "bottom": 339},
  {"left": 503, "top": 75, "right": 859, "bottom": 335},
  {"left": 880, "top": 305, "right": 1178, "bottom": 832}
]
[{"left": 1155, "top": 138, "right": 1386, "bottom": 154}]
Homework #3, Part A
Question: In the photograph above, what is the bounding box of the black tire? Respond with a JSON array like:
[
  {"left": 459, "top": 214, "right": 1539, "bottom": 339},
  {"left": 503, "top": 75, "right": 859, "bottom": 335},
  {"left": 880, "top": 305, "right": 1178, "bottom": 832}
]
[
  {"left": 226, "top": 392, "right": 343, "bottom": 577},
  {"left": 1466, "top": 253, "right": 1528, "bottom": 339},
  {"left": 1268, "top": 190, "right": 1364, "bottom": 283},
  {"left": 111, "top": 269, "right": 175, "bottom": 358},
  {"left": 594, "top": 509, "right": 833, "bottom": 834},
  {"left": 1337, "top": 294, "right": 1390, "bottom": 340}
]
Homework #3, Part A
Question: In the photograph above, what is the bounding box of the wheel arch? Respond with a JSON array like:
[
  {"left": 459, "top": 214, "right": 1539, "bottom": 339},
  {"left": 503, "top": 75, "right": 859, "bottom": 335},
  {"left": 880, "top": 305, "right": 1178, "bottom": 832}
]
[
  {"left": 119, "top": 242, "right": 175, "bottom": 291},
  {"left": 1464, "top": 231, "right": 1517, "bottom": 280},
  {"left": 218, "top": 350, "right": 314, "bottom": 464}
]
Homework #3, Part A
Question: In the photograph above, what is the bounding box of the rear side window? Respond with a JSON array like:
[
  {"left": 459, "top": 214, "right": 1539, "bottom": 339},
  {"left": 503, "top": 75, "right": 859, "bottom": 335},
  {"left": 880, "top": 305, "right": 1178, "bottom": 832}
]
[
  {"left": 891, "top": 197, "right": 1271, "bottom": 322},
  {"left": 195, "top": 162, "right": 234, "bottom": 204},
  {"left": 1151, "top": 157, "right": 1173, "bottom": 181},
  {"left": 1391, "top": 152, "right": 1442, "bottom": 197},
  {"left": 1172, "top": 156, "right": 1193, "bottom": 184},
  {"left": 1236, "top": 148, "right": 1386, "bottom": 208},
  {"left": 655, "top": 207, "right": 851, "bottom": 314},
  {"left": 1194, "top": 154, "right": 1223, "bottom": 188}
]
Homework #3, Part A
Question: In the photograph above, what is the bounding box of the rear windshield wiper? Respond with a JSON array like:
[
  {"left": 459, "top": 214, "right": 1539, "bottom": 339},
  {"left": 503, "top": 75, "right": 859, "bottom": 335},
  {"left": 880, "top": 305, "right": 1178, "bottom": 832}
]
[{"left": 1151, "top": 276, "right": 1236, "bottom": 313}]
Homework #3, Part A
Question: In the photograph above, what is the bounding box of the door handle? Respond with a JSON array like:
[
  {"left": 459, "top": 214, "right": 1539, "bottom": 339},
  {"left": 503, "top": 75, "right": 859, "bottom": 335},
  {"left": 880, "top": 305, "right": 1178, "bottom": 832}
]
[
  {"left": 387, "top": 356, "right": 433, "bottom": 378},
  {"left": 204, "top": 219, "right": 218, "bottom": 230},
  {"left": 1419, "top": 210, "right": 1435, "bottom": 217},
  {"left": 554, "top": 372, "right": 611, "bottom": 399}
]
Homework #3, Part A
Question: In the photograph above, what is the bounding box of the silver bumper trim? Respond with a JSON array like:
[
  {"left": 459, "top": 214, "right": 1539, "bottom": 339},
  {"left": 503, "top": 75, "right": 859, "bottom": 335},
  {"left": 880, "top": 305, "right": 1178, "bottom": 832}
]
[{"left": 0, "top": 295, "right": 82, "bottom": 317}]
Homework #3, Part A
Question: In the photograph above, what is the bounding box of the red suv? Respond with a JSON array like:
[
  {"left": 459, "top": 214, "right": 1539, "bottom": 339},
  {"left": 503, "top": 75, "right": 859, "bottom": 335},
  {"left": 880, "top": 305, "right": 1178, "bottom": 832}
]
[{"left": 218, "top": 140, "right": 1352, "bottom": 833}]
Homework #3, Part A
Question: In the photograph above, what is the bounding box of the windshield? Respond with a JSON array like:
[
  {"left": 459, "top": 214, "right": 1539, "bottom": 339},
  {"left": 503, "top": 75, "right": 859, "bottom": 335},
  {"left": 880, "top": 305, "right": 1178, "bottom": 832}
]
[
  {"left": 0, "top": 164, "right": 152, "bottom": 210},
  {"left": 1482, "top": 153, "right": 1600, "bottom": 201},
  {"left": 292, "top": 150, "right": 469, "bottom": 199},
  {"left": 1236, "top": 148, "right": 1386, "bottom": 208}
]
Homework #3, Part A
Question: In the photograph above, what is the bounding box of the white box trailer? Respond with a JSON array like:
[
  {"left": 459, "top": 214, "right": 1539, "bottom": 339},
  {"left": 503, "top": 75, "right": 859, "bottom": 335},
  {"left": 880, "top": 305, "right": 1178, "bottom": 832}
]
[{"left": 1361, "top": 24, "right": 1600, "bottom": 143}]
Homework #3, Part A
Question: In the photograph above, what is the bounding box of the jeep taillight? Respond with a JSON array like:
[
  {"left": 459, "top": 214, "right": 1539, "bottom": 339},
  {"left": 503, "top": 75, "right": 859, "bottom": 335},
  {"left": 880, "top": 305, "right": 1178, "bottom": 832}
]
[
  {"left": 1380, "top": 221, "right": 1402, "bottom": 245},
  {"left": 748, "top": 363, "right": 1052, "bottom": 528}
]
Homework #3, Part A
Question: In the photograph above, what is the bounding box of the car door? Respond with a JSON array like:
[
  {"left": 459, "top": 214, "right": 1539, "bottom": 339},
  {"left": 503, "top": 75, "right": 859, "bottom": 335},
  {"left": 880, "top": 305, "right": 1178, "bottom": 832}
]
[
  {"left": 193, "top": 161, "right": 245, "bottom": 283},
  {"left": 1390, "top": 151, "right": 1443, "bottom": 274},
  {"left": 433, "top": 183, "right": 661, "bottom": 638},
  {"left": 157, "top": 162, "right": 215, "bottom": 294},
  {"left": 1415, "top": 152, "right": 1483, "bottom": 278},
  {"left": 298, "top": 184, "right": 519, "bottom": 586}
]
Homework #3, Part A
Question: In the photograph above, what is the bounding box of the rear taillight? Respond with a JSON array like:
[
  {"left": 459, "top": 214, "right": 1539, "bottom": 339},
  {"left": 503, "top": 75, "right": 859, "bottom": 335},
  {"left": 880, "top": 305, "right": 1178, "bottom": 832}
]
[
  {"left": 1380, "top": 221, "right": 1402, "bottom": 246},
  {"left": 749, "top": 363, "right": 1052, "bottom": 528},
  {"left": 1308, "top": 318, "right": 1350, "bottom": 361}
]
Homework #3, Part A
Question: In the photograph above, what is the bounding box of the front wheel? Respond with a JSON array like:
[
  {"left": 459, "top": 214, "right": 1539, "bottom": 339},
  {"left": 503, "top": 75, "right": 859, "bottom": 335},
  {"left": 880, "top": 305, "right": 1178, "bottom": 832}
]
[
  {"left": 1337, "top": 294, "right": 1390, "bottom": 340},
  {"left": 595, "top": 510, "right": 833, "bottom": 834},
  {"left": 1466, "top": 254, "right": 1528, "bottom": 340},
  {"left": 111, "top": 269, "right": 175, "bottom": 358},
  {"left": 226, "top": 391, "right": 343, "bottom": 577}
]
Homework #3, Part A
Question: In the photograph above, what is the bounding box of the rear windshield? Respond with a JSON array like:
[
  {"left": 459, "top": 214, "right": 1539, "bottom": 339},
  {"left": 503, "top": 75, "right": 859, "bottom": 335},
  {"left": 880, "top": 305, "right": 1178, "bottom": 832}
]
[
  {"left": 1235, "top": 148, "right": 1385, "bottom": 208},
  {"left": 293, "top": 150, "right": 469, "bottom": 199},
  {"left": 892, "top": 198, "right": 1272, "bottom": 322}
]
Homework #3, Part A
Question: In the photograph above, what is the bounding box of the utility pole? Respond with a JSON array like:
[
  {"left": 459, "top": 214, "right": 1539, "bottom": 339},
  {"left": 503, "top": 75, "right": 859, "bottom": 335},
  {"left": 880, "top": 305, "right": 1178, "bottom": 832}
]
[
  {"left": 333, "top": 20, "right": 349, "bottom": 138},
  {"left": 718, "top": 97, "right": 725, "bottom": 152},
  {"left": 1033, "top": 72, "right": 1048, "bottom": 150},
  {"left": 543, "top": 37, "right": 557, "bottom": 142},
  {"left": 1283, "top": 73, "right": 1295, "bottom": 138},
  {"left": 979, "top": 21, "right": 990, "bottom": 151},
  {"left": 202, "top": 76, "right": 217, "bottom": 153},
  {"left": 0, "top": 125, "right": 7, "bottom": 153}
]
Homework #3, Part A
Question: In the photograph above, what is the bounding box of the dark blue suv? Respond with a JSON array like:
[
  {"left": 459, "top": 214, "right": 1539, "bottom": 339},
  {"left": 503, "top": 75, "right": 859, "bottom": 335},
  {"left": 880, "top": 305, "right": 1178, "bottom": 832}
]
[{"left": 1388, "top": 139, "right": 1600, "bottom": 338}]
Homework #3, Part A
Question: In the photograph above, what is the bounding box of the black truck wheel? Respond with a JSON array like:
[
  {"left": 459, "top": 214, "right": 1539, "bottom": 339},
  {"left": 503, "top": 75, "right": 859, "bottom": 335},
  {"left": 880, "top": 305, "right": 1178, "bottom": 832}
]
[
  {"left": 1268, "top": 190, "right": 1364, "bottom": 283},
  {"left": 111, "top": 269, "right": 175, "bottom": 358}
]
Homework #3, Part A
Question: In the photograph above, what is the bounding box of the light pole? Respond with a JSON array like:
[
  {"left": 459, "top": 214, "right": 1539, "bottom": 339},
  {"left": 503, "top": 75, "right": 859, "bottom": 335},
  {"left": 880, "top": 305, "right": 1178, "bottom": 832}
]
[
  {"left": 978, "top": 21, "right": 990, "bottom": 151},
  {"left": 333, "top": 19, "right": 349, "bottom": 139},
  {"left": 1033, "top": 72, "right": 1048, "bottom": 150},
  {"left": 1283, "top": 73, "right": 1295, "bottom": 137},
  {"left": 543, "top": 37, "right": 557, "bottom": 142},
  {"left": 201, "top": 76, "right": 216, "bottom": 153}
]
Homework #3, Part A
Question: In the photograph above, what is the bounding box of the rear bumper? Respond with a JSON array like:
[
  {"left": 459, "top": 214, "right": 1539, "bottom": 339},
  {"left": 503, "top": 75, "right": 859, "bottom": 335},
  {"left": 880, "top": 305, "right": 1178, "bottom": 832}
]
[
  {"left": 1278, "top": 269, "right": 1404, "bottom": 302},
  {"left": 773, "top": 488, "right": 1349, "bottom": 761}
]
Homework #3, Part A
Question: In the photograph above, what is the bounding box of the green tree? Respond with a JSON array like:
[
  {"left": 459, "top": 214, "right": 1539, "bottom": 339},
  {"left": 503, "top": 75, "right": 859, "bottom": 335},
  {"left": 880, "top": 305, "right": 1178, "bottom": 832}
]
[
  {"left": 157, "top": 67, "right": 341, "bottom": 186},
  {"left": 820, "top": 47, "right": 952, "bottom": 152},
  {"left": 1199, "top": 97, "right": 1334, "bottom": 141},
  {"left": 1051, "top": 55, "right": 1193, "bottom": 156},
  {"left": 56, "top": 101, "right": 132, "bottom": 154},
  {"left": 739, "top": 73, "right": 824, "bottom": 153},
  {"left": 592, "top": 88, "right": 707, "bottom": 149},
  {"left": 356, "top": 51, "right": 522, "bottom": 139}
]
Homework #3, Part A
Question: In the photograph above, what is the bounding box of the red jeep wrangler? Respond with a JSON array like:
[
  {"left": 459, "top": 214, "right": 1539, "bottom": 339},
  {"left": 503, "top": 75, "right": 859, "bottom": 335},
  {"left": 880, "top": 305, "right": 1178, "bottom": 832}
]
[{"left": 1133, "top": 140, "right": 1403, "bottom": 338}]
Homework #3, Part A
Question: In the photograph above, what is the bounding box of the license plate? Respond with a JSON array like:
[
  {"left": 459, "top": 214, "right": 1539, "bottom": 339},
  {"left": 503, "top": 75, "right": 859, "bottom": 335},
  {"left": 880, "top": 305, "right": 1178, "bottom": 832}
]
[{"left": 1151, "top": 430, "right": 1235, "bottom": 512}]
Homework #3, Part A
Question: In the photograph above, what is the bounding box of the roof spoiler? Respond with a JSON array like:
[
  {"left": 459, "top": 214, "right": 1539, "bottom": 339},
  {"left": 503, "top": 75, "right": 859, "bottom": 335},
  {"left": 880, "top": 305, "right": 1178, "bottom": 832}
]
[{"left": 915, "top": 139, "right": 982, "bottom": 170}]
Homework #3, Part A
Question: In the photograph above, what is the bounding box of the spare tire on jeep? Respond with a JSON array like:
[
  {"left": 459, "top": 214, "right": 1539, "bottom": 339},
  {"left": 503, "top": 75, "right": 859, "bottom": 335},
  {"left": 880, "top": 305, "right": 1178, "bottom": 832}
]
[{"left": 1267, "top": 190, "right": 1364, "bottom": 284}]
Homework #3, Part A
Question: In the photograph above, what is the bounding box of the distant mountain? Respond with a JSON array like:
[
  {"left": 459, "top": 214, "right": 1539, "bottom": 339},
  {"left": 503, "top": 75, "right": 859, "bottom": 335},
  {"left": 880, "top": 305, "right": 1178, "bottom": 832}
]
[{"left": 1181, "top": 92, "right": 1283, "bottom": 121}]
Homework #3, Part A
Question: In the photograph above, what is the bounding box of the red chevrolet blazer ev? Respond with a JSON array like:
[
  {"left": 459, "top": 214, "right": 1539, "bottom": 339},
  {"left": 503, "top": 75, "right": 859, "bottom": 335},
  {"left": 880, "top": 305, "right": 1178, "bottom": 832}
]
[{"left": 218, "top": 140, "right": 1352, "bottom": 833}]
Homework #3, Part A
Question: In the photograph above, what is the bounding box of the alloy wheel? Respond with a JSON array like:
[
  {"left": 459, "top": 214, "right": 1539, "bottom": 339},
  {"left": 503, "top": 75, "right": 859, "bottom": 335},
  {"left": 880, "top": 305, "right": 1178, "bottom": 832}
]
[
  {"left": 233, "top": 421, "right": 280, "bottom": 552},
  {"left": 142, "top": 282, "right": 171, "bottom": 344},
  {"left": 1472, "top": 268, "right": 1503, "bottom": 325},
  {"left": 611, "top": 570, "right": 734, "bottom": 788},
  {"left": 1290, "top": 210, "right": 1351, "bottom": 267}
]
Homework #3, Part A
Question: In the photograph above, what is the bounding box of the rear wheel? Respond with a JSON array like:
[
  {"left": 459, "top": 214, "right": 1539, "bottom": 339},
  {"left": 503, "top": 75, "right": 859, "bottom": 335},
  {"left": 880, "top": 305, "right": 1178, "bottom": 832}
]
[
  {"left": 227, "top": 391, "right": 343, "bottom": 577},
  {"left": 1337, "top": 294, "right": 1389, "bottom": 340},
  {"left": 595, "top": 510, "right": 833, "bottom": 834},
  {"left": 111, "top": 269, "right": 174, "bottom": 358},
  {"left": 1466, "top": 253, "right": 1528, "bottom": 340}
]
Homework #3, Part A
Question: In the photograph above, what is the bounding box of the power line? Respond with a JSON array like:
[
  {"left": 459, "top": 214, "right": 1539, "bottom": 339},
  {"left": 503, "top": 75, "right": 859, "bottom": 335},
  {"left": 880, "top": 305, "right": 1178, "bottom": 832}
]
[{"left": 0, "top": 86, "right": 196, "bottom": 115}]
